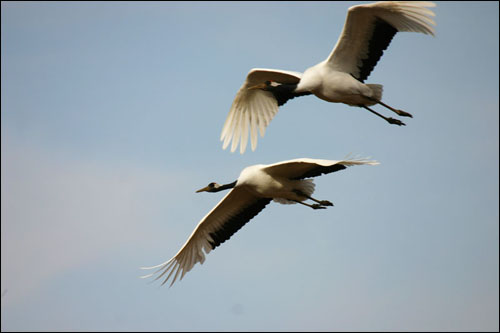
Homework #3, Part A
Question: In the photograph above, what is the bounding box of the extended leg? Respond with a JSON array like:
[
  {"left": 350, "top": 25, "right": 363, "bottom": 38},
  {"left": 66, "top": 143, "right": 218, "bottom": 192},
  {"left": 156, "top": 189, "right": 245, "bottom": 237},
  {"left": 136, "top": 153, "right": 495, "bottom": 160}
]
[
  {"left": 293, "top": 189, "right": 334, "bottom": 207},
  {"left": 362, "top": 105, "right": 406, "bottom": 126},
  {"left": 292, "top": 200, "right": 326, "bottom": 210},
  {"left": 368, "top": 97, "right": 413, "bottom": 118}
]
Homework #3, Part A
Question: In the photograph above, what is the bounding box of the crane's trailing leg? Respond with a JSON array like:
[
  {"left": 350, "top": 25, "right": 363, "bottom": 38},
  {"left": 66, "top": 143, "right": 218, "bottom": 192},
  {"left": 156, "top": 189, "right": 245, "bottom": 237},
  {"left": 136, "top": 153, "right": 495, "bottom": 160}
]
[
  {"left": 368, "top": 98, "right": 413, "bottom": 118},
  {"left": 293, "top": 189, "right": 334, "bottom": 207},
  {"left": 361, "top": 105, "right": 406, "bottom": 126},
  {"left": 378, "top": 100, "right": 413, "bottom": 118},
  {"left": 293, "top": 200, "right": 327, "bottom": 210}
]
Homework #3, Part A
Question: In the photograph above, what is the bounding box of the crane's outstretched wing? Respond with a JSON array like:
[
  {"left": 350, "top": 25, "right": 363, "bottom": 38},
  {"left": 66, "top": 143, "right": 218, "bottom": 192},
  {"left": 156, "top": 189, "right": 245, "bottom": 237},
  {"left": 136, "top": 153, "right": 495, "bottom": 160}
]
[
  {"left": 263, "top": 157, "right": 379, "bottom": 180},
  {"left": 326, "top": 1, "right": 436, "bottom": 82},
  {"left": 220, "top": 68, "right": 305, "bottom": 154},
  {"left": 141, "top": 187, "right": 271, "bottom": 287}
]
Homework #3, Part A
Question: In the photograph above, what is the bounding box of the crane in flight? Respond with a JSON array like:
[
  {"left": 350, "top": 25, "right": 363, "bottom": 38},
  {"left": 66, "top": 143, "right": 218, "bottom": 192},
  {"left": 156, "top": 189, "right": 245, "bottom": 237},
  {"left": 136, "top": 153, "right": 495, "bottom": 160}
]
[
  {"left": 142, "top": 157, "right": 378, "bottom": 287},
  {"left": 220, "top": 1, "right": 436, "bottom": 154}
]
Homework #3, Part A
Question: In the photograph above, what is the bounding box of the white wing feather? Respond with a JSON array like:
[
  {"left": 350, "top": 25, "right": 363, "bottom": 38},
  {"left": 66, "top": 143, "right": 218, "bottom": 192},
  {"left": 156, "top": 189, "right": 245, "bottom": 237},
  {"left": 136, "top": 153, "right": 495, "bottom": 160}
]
[
  {"left": 221, "top": 68, "right": 303, "bottom": 154},
  {"left": 141, "top": 187, "right": 262, "bottom": 287},
  {"left": 326, "top": 1, "right": 436, "bottom": 76}
]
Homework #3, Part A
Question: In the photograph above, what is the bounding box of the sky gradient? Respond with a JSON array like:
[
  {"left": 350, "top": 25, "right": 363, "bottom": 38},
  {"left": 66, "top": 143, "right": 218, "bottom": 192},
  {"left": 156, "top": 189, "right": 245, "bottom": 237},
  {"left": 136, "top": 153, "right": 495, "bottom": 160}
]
[{"left": 2, "top": 1, "right": 499, "bottom": 331}]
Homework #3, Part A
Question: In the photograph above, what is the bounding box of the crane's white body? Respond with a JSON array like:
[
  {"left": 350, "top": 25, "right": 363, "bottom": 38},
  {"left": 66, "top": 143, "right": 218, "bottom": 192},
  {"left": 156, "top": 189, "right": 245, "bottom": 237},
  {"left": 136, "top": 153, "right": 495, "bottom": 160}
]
[
  {"left": 220, "top": 1, "right": 436, "bottom": 154},
  {"left": 142, "top": 157, "right": 378, "bottom": 286},
  {"left": 298, "top": 64, "right": 379, "bottom": 105},
  {"left": 236, "top": 164, "right": 314, "bottom": 204}
]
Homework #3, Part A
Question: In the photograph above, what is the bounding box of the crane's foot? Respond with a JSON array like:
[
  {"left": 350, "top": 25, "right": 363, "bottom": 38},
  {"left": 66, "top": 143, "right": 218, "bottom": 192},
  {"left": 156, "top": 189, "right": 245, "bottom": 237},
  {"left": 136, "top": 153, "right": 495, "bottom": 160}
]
[
  {"left": 311, "top": 204, "right": 327, "bottom": 210},
  {"left": 395, "top": 110, "right": 413, "bottom": 118},
  {"left": 387, "top": 118, "right": 406, "bottom": 126},
  {"left": 319, "top": 200, "right": 334, "bottom": 206}
]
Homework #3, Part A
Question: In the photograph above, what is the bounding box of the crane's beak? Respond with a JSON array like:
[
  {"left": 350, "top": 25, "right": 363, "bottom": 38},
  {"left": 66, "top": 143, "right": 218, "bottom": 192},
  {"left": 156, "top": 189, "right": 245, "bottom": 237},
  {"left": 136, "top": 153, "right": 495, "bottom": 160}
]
[
  {"left": 196, "top": 185, "right": 211, "bottom": 193},
  {"left": 247, "top": 82, "right": 267, "bottom": 91}
]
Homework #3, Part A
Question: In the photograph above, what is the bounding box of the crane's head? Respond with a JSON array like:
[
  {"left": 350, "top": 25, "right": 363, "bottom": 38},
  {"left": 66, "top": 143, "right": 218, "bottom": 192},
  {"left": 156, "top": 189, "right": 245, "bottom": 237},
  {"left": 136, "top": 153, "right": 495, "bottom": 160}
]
[
  {"left": 196, "top": 180, "right": 237, "bottom": 193},
  {"left": 196, "top": 182, "right": 221, "bottom": 193}
]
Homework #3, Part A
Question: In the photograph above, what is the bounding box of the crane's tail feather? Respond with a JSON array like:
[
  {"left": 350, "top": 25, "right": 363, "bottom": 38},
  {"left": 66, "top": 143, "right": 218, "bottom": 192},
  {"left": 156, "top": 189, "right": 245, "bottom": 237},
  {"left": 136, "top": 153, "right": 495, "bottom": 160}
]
[{"left": 366, "top": 84, "right": 383, "bottom": 105}]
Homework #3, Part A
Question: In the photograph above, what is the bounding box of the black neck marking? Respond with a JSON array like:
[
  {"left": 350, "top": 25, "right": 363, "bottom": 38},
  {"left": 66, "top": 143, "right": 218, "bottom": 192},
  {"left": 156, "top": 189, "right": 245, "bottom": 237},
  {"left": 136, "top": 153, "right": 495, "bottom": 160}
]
[
  {"left": 265, "top": 83, "right": 312, "bottom": 106},
  {"left": 215, "top": 180, "right": 237, "bottom": 192}
]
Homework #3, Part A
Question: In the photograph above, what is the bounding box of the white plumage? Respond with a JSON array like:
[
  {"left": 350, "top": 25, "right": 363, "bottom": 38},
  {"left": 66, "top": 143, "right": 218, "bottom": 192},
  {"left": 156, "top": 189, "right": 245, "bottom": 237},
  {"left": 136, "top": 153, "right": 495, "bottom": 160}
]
[
  {"left": 142, "top": 157, "right": 378, "bottom": 287},
  {"left": 220, "top": 1, "right": 436, "bottom": 154}
]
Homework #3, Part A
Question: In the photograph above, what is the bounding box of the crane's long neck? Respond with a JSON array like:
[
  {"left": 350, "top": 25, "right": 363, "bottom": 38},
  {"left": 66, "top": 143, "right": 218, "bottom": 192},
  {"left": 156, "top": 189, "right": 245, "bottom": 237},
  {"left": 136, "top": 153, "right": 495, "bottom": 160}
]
[
  {"left": 214, "top": 180, "right": 237, "bottom": 192},
  {"left": 265, "top": 82, "right": 312, "bottom": 107}
]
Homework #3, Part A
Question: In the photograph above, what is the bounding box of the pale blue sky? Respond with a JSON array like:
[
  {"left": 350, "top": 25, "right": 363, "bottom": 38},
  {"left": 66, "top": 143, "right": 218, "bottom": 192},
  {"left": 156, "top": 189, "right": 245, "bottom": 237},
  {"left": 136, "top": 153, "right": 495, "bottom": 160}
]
[{"left": 1, "top": 1, "right": 498, "bottom": 331}]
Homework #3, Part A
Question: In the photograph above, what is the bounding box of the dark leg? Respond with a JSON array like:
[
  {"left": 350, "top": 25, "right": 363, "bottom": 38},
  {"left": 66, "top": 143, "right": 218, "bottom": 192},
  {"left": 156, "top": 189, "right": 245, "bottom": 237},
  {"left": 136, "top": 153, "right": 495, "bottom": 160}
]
[
  {"left": 367, "top": 97, "right": 413, "bottom": 118},
  {"left": 293, "top": 189, "right": 334, "bottom": 207},
  {"left": 292, "top": 200, "right": 326, "bottom": 210},
  {"left": 362, "top": 105, "right": 406, "bottom": 126}
]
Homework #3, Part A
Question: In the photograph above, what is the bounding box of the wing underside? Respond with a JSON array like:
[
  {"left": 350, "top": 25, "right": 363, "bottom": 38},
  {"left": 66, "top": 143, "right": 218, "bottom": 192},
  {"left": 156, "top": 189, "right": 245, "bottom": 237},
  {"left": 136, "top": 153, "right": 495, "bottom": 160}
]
[
  {"left": 141, "top": 188, "right": 271, "bottom": 286},
  {"left": 220, "top": 68, "right": 304, "bottom": 154}
]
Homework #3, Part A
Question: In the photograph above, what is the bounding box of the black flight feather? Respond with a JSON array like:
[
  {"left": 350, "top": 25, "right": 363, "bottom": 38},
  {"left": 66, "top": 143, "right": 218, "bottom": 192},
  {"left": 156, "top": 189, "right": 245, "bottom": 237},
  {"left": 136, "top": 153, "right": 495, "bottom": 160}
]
[
  {"left": 356, "top": 17, "right": 397, "bottom": 83},
  {"left": 208, "top": 198, "right": 272, "bottom": 250},
  {"left": 292, "top": 164, "right": 347, "bottom": 180}
]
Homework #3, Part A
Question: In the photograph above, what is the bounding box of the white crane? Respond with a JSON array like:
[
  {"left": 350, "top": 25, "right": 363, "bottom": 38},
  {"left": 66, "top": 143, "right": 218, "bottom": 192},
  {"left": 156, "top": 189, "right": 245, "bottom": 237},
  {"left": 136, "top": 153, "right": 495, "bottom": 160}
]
[
  {"left": 142, "top": 157, "right": 378, "bottom": 286},
  {"left": 220, "top": 1, "right": 436, "bottom": 154}
]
